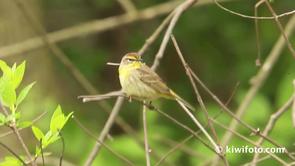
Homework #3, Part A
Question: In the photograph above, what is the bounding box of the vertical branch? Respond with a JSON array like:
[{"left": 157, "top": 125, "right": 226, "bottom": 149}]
[
  {"left": 254, "top": 0, "right": 264, "bottom": 66},
  {"left": 293, "top": 80, "right": 295, "bottom": 127},
  {"left": 143, "top": 101, "right": 151, "bottom": 166},
  {"left": 59, "top": 131, "right": 65, "bottom": 166},
  {"left": 40, "top": 139, "right": 45, "bottom": 166}
]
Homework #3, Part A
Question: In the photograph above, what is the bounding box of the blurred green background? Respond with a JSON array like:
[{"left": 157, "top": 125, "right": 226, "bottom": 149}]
[{"left": 0, "top": 0, "right": 294, "bottom": 165}]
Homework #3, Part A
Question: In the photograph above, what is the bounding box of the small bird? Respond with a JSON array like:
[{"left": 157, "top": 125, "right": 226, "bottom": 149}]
[{"left": 119, "top": 52, "right": 194, "bottom": 110}]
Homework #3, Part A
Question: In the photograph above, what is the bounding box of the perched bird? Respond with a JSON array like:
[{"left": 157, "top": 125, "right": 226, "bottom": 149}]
[{"left": 118, "top": 52, "right": 194, "bottom": 110}]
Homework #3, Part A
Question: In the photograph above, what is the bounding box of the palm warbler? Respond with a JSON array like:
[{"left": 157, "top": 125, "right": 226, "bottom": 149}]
[{"left": 119, "top": 52, "right": 194, "bottom": 110}]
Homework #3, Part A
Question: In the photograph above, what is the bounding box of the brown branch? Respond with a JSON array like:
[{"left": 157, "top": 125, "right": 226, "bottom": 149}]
[
  {"left": 213, "top": 14, "right": 295, "bottom": 164},
  {"left": 151, "top": 0, "right": 197, "bottom": 70},
  {"left": 116, "top": 0, "right": 137, "bottom": 14},
  {"left": 0, "top": 141, "right": 27, "bottom": 165},
  {"left": 254, "top": 0, "right": 265, "bottom": 66},
  {"left": 293, "top": 80, "right": 295, "bottom": 127},
  {"left": 1, "top": 104, "right": 35, "bottom": 166},
  {"left": 84, "top": 98, "right": 125, "bottom": 166},
  {"left": 211, "top": 119, "right": 289, "bottom": 165},
  {"left": 251, "top": 95, "right": 295, "bottom": 165},
  {"left": 214, "top": 0, "right": 295, "bottom": 20},
  {"left": 143, "top": 102, "right": 151, "bottom": 166},
  {"left": 73, "top": 117, "right": 136, "bottom": 166},
  {"left": 264, "top": 0, "right": 295, "bottom": 58},
  {"left": 0, "top": 110, "right": 47, "bottom": 138},
  {"left": 0, "top": 0, "right": 225, "bottom": 57}
]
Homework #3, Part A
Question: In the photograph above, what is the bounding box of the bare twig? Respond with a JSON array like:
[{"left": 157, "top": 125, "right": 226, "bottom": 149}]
[
  {"left": 176, "top": 99, "right": 220, "bottom": 153},
  {"left": 211, "top": 119, "right": 289, "bottom": 165},
  {"left": 293, "top": 80, "right": 295, "bottom": 127},
  {"left": 117, "top": 0, "right": 137, "bottom": 14},
  {"left": 143, "top": 102, "right": 151, "bottom": 166},
  {"left": 0, "top": 110, "right": 48, "bottom": 138},
  {"left": 154, "top": 135, "right": 193, "bottom": 166},
  {"left": 79, "top": 90, "right": 125, "bottom": 102},
  {"left": 214, "top": 14, "right": 295, "bottom": 164},
  {"left": 1, "top": 103, "right": 35, "bottom": 165},
  {"left": 254, "top": 0, "right": 265, "bottom": 66},
  {"left": 40, "top": 139, "right": 45, "bottom": 166},
  {"left": 59, "top": 131, "right": 65, "bottom": 166},
  {"left": 11, "top": 124, "right": 35, "bottom": 166},
  {"left": 214, "top": 0, "right": 295, "bottom": 20},
  {"left": 0, "top": 141, "right": 27, "bottom": 165},
  {"left": 73, "top": 117, "right": 136, "bottom": 166},
  {"left": 171, "top": 35, "right": 228, "bottom": 165},
  {"left": 251, "top": 95, "right": 295, "bottom": 165},
  {"left": 152, "top": 0, "right": 197, "bottom": 70},
  {"left": 264, "top": 0, "right": 295, "bottom": 58},
  {"left": 0, "top": 0, "right": 225, "bottom": 57},
  {"left": 84, "top": 98, "right": 125, "bottom": 166}
]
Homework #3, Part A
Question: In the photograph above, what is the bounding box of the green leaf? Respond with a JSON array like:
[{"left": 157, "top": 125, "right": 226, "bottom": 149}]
[
  {"left": 32, "top": 126, "right": 44, "bottom": 141},
  {"left": 16, "top": 82, "right": 35, "bottom": 106},
  {"left": 0, "top": 60, "right": 11, "bottom": 76},
  {"left": 0, "top": 156, "right": 22, "bottom": 166},
  {"left": 0, "top": 81, "right": 16, "bottom": 108},
  {"left": 0, "top": 113, "right": 5, "bottom": 125},
  {"left": 17, "top": 121, "right": 32, "bottom": 128},
  {"left": 50, "top": 105, "right": 63, "bottom": 132},
  {"left": 12, "top": 61, "right": 26, "bottom": 89}
]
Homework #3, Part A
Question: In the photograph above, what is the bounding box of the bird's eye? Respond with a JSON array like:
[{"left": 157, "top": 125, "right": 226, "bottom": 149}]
[{"left": 126, "top": 58, "right": 134, "bottom": 62}]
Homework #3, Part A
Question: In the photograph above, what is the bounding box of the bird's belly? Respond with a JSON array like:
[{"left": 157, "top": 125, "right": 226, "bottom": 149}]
[{"left": 119, "top": 73, "right": 158, "bottom": 100}]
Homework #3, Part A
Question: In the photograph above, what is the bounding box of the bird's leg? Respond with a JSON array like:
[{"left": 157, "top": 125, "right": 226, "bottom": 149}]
[
  {"left": 128, "top": 96, "right": 133, "bottom": 102},
  {"left": 145, "top": 101, "right": 155, "bottom": 111}
]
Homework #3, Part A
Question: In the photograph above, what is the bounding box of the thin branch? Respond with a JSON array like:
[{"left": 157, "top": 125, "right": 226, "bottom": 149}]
[
  {"left": 254, "top": 0, "right": 265, "bottom": 66},
  {"left": 171, "top": 35, "right": 228, "bottom": 165},
  {"left": 1, "top": 104, "right": 35, "bottom": 166},
  {"left": 0, "top": 141, "right": 27, "bottom": 165},
  {"left": 264, "top": 0, "right": 295, "bottom": 58},
  {"left": 79, "top": 90, "right": 125, "bottom": 102},
  {"left": 73, "top": 117, "right": 136, "bottom": 166},
  {"left": 0, "top": 110, "right": 48, "bottom": 138},
  {"left": 214, "top": 0, "right": 295, "bottom": 20},
  {"left": 143, "top": 102, "right": 151, "bottom": 166},
  {"left": 59, "top": 131, "right": 65, "bottom": 166},
  {"left": 251, "top": 95, "right": 294, "bottom": 165},
  {"left": 11, "top": 125, "right": 35, "bottom": 166},
  {"left": 117, "top": 0, "right": 137, "bottom": 14},
  {"left": 214, "top": 14, "right": 295, "bottom": 164},
  {"left": 40, "top": 139, "right": 45, "bottom": 166},
  {"left": 176, "top": 99, "right": 220, "bottom": 154},
  {"left": 152, "top": 0, "right": 197, "bottom": 70},
  {"left": 138, "top": 11, "right": 174, "bottom": 56},
  {"left": 0, "top": 0, "right": 225, "bottom": 57},
  {"left": 84, "top": 98, "right": 125, "bottom": 166},
  {"left": 293, "top": 80, "right": 295, "bottom": 127},
  {"left": 211, "top": 119, "right": 289, "bottom": 166}
]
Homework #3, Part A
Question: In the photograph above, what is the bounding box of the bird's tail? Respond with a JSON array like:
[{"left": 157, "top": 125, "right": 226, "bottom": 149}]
[{"left": 169, "top": 90, "right": 195, "bottom": 111}]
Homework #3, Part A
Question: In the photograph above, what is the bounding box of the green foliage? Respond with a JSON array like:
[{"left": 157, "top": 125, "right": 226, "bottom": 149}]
[
  {"left": 32, "top": 105, "right": 73, "bottom": 156},
  {"left": 0, "top": 156, "right": 22, "bottom": 166},
  {"left": 0, "top": 60, "right": 34, "bottom": 111}
]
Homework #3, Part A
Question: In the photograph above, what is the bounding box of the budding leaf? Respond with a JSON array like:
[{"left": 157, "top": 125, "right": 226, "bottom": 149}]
[
  {"left": 32, "top": 126, "right": 44, "bottom": 141},
  {"left": 16, "top": 82, "right": 35, "bottom": 106}
]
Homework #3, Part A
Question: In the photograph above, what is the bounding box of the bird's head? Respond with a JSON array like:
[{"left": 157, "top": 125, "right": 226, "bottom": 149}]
[{"left": 120, "top": 52, "right": 143, "bottom": 66}]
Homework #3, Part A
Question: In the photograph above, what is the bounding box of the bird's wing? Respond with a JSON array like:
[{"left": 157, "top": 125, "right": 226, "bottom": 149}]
[{"left": 137, "top": 64, "right": 172, "bottom": 97}]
